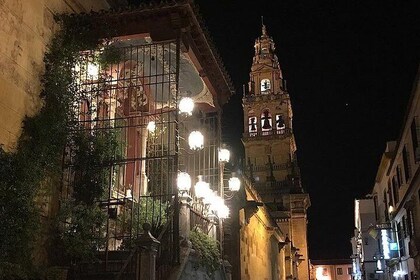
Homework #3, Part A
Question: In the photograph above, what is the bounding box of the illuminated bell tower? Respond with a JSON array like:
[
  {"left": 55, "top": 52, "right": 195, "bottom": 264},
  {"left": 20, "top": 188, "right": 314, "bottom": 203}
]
[{"left": 242, "top": 23, "right": 311, "bottom": 280}]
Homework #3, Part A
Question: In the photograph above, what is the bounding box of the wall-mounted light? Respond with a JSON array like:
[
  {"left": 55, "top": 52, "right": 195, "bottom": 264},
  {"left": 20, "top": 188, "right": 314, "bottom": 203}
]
[
  {"left": 188, "top": 131, "right": 204, "bottom": 150},
  {"left": 388, "top": 205, "right": 394, "bottom": 214},
  {"left": 179, "top": 97, "right": 194, "bottom": 115},
  {"left": 147, "top": 121, "right": 156, "bottom": 132},
  {"left": 228, "top": 176, "right": 241, "bottom": 192},
  {"left": 177, "top": 172, "right": 191, "bottom": 192},
  {"left": 218, "top": 148, "right": 230, "bottom": 163}
]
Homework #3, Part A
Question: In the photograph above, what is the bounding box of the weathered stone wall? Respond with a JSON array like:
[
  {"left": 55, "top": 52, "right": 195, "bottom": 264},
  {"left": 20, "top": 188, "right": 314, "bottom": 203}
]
[
  {"left": 0, "top": 0, "right": 109, "bottom": 150},
  {"left": 239, "top": 189, "right": 286, "bottom": 280}
]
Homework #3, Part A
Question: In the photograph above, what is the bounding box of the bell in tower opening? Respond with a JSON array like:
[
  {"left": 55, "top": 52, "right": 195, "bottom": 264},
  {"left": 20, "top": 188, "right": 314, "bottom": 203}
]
[
  {"left": 248, "top": 116, "right": 258, "bottom": 136},
  {"left": 261, "top": 110, "right": 272, "bottom": 132},
  {"left": 276, "top": 114, "right": 286, "bottom": 132}
]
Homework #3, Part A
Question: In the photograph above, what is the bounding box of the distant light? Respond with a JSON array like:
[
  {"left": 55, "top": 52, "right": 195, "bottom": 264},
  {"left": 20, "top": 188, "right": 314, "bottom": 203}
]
[
  {"left": 179, "top": 97, "right": 194, "bottom": 115},
  {"left": 87, "top": 62, "right": 99, "bottom": 80},
  {"left": 147, "top": 121, "right": 156, "bottom": 132},
  {"left": 177, "top": 172, "right": 191, "bottom": 192},
  {"left": 218, "top": 148, "right": 230, "bottom": 163},
  {"left": 228, "top": 176, "right": 241, "bottom": 191},
  {"left": 188, "top": 131, "right": 204, "bottom": 150},
  {"left": 388, "top": 205, "right": 394, "bottom": 214}
]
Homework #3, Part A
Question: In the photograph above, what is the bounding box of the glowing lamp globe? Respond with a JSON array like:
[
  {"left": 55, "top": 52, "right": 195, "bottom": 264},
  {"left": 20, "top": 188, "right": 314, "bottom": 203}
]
[
  {"left": 203, "top": 190, "right": 217, "bottom": 206},
  {"left": 194, "top": 175, "right": 210, "bottom": 199},
  {"left": 208, "top": 194, "right": 223, "bottom": 211},
  {"left": 179, "top": 97, "right": 194, "bottom": 115},
  {"left": 147, "top": 121, "right": 156, "bottom": 132},
  {"left": 228, "top": 177, "right": 241, "bottom": 192},
  {"left": 218, "top": 148, "right": 230, "bottom": 163},
  {"left": 177, "top": 172, "right": 191, "bottom": 192},
  {"left": 188, "top": 131, "right": 204, "bottom": 150},
  {"left": 217, "top": 204, "right": 230, "bottom": 219}
]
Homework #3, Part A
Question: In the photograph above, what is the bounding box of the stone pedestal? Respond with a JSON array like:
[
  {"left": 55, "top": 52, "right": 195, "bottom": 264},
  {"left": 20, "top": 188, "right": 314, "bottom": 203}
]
[
  {"left": 207, "top": 214, "right": 218, "bottom": 240},
  {"left": 137, "top": 223, "right": 160, "bottom": 280},
  {"left": 179, "top": 194, "right": 192, "bottom": 240}
]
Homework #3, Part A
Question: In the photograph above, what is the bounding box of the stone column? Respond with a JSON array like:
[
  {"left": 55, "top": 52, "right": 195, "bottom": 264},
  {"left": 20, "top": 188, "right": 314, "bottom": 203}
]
[
  {"left": 179, "top": 194, "right": 192, "bottom": 240},
  {"left": 137, "top": 223, "right": 160, "bottom": 280},
  {"left": 207, "top": 214, "right": 218, "bottom": 240}
]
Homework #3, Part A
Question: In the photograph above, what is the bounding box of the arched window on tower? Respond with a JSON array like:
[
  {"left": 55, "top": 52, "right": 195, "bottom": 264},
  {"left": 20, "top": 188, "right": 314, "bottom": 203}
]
[
  {"left": 261, "top": 110, "right": 272, "bottom": 135},
  {"left": 248, "top": 116, "right": 258, "bottom": 137},
  {"left": 275, "top": 114, "right": 286, "bottom": 134},
  {"left": 260, "top": 79, "right": 271, "bottom": 94}
]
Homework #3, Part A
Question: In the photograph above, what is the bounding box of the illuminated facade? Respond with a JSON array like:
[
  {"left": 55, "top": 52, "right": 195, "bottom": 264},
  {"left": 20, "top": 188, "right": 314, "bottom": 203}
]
[
  {"left": 351, "top": 199, "right": 383, "bottom": 280},
  {"left": 310, "top": 260, "right": 353, "bottom": 280}
]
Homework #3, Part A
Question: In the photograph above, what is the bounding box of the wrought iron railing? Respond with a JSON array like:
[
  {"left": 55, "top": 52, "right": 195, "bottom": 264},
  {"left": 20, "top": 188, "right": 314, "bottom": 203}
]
[{"left": 243, "top": 128, "right": 291, "bottom": 139}]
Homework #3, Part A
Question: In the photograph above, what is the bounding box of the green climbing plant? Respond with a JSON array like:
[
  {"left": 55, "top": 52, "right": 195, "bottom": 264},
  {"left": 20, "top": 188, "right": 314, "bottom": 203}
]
[
  {"left": 190, "top": 228, "right": 221, "bottom": 274},
  {"left": 0, "top": 11, "right": 121, "bottom": 271}
]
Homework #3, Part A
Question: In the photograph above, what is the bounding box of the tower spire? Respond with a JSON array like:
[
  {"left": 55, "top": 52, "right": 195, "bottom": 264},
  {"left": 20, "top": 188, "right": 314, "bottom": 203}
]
[{"left": 261, "top": 16, "right": 267, "bottom": 36}]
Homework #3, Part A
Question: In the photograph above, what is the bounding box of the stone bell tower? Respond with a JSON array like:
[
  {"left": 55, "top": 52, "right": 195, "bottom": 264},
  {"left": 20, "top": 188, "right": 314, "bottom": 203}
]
[{"left": 242, "top": 23, "right": 311, "bottom": 280}]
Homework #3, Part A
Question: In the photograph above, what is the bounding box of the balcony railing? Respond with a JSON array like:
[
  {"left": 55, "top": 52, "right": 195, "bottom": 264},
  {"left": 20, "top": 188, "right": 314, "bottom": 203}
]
[
  {"left": 243, "top": 128, "right": 291, "bottom": 140},
  {"left": 245, "top": 161, "right": 293, "bottom": 172}
]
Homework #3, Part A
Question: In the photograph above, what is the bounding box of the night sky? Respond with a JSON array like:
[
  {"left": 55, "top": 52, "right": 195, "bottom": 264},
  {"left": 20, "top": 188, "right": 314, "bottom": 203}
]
[{"left": 193, "top": 0, "right": 420, "bottom": 259}]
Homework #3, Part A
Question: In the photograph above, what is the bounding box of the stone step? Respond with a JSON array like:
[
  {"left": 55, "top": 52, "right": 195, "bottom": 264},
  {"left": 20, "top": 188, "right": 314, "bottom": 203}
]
[{"left": 75, "top": 271, "right": 135, "bottom": 280}]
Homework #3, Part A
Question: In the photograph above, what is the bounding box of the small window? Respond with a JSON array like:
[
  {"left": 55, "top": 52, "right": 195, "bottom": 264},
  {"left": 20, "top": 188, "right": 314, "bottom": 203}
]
[
  {"left": 387, "top": 182, "right": 394, "bottom": 206},
  {"left": 397, "top": 222, "right": 406, "bottom": 256},
  {"left": 411, "top": 118, "right": 419, "bottom": 162},
  {"left": 337, "top": 268, "right": 343, "bottom": 275},
  {"left": 348, "top": 267, "right": 352, "bottom": 275},
  {"left": 397, "top": 166, "right": 402, "bottom": 188},
  {"left": 392, "top": 176, "right": 399, "bottom": 204},
  {"left": 407, "top": 209, "right": 415, "bottom": 237},
  {"left": 402, "top": 146, "right": 411, "bottom": 182}
]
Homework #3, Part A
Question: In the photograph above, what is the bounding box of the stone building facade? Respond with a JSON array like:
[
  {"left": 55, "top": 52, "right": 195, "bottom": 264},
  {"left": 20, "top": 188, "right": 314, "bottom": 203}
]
[
  {"left": 237, "top": 24, "right": 311, "bottom": 280},
  {"left": 0, "top": 0, "right": 112, "bottom": 151},
  {"left": 351, "top": 66, "right": 420, "bottom": 280}
]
